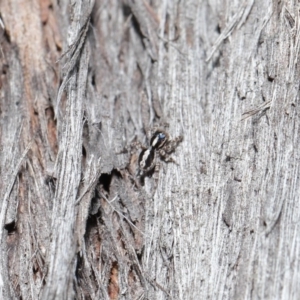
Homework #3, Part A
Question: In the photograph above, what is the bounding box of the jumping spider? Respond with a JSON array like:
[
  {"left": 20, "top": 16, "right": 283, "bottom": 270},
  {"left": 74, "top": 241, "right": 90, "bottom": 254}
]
[{"left": 138, "top": 129, "right": 183, "bottom": 181}]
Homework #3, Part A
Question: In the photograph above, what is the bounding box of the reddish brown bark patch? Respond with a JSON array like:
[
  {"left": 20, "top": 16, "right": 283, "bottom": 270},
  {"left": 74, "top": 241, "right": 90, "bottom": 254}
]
[{"left": 108, "top": 261, "right": 119, "bottom": 300}]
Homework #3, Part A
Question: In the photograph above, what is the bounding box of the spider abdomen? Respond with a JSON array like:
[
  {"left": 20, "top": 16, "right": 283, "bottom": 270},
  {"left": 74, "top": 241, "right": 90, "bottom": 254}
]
[{"left": 139, "top": 148, "right": 156, "bottom": 173}]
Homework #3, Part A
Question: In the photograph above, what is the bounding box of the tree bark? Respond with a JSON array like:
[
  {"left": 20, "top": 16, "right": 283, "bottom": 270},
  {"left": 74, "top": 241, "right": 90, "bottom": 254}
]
[{"left": 0, "top": 0, "right": 299, "bottom": 299}]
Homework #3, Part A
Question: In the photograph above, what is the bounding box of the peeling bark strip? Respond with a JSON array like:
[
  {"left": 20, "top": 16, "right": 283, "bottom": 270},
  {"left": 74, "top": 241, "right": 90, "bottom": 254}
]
[{"left": 0, "top": 0, "right": 300, "bottom": 299}]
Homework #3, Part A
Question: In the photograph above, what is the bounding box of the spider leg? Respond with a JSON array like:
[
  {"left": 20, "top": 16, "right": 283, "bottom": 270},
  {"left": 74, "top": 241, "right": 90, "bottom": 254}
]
[
  {"left": 152, "top": 161, "right": 160, "bottom": 192},
  {"left": 165, "top": 135, "right": 183, "bottom": 153},
  {"left": 163, "top": 155, "right": 178, "bottom": 164},
  {"left": 117, "top": 139, "right": 146, "bottom": 155},
  {"left": 158, "top": 149, "right": 178, "bottom": 165},
  {"left": 132, "top": 140, "right": 147, "bottom": 151}
]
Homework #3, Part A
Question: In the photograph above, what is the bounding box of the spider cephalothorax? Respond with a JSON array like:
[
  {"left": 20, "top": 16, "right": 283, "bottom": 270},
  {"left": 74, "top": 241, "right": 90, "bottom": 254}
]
[
  {"left": 150, "top": 131, "right": 168, "bottom": 149},
  {"left": 138, "top": 129, "right": 183, "bottom": 179}
]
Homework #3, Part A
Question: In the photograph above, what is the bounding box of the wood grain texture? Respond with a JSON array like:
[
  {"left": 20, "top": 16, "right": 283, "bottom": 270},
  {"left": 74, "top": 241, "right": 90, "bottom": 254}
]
[{"left": 0, "top": 0, "right": 299, "bottom": 299}]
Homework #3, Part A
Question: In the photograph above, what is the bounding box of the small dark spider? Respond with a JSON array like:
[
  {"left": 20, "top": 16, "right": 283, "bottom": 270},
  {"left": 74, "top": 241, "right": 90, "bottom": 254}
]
[{"left": 138, "top": 129, "right": 183, "bottom": 180}]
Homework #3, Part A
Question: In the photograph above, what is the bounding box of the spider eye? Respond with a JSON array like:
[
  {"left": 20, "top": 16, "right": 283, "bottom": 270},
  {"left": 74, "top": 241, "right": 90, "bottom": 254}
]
[{"left": 158, "top": 133, "right": 165, "bottom": 140}]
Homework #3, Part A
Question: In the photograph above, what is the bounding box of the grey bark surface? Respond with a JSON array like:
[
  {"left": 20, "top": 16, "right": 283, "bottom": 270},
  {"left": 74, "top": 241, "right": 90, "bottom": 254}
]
[{"left": 0, "top": 0, "right": 298, "bottom": 299}]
